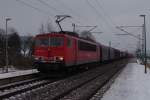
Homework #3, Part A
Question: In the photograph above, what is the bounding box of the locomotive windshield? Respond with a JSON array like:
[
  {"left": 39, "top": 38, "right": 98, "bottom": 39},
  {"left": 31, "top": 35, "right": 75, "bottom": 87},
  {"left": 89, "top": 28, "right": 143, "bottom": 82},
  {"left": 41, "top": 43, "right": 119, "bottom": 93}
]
[
  {"left": 36, "top": 38, "right": 49, "bottom": 46},
  {"left": 35, "top": 37, "right": 63, "bottom": 46},
  {"left": 50, "top": 37, "right": 63, "bottom": 46}
]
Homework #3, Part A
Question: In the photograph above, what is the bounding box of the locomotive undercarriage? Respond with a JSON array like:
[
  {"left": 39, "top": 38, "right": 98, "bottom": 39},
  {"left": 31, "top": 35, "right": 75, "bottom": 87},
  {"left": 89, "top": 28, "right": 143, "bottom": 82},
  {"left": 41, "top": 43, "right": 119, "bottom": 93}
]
[{"left": 34, "top": 61, "right": 66, "bottom": 73}]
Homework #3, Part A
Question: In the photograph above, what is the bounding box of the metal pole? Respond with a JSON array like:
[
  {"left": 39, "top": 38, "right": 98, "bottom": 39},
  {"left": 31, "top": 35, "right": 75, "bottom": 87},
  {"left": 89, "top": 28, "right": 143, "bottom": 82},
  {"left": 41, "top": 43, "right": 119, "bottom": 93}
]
[
  {"left": 141, "top": 23, "right": 144, "bottom": 66},
  {"left": 138, "top": 34, "right": 142, "bottom": 58},
  {"left": 109, "top": 41, "right": 111, "bottom": 60},
  {"left": 5, "top": 19, "right": 8, "bottom": 73},
  {"left": 5, "top": 18, "right": 11, "bottom": 73},
  {"left": 140, "top": 15, "right": 147, "bottom": 74},
  {"left": 72, "top": 23, "right": 75, "bottom": 32},
  {"left": 143, "top": 15, "right": 147, "bottom": 74}
]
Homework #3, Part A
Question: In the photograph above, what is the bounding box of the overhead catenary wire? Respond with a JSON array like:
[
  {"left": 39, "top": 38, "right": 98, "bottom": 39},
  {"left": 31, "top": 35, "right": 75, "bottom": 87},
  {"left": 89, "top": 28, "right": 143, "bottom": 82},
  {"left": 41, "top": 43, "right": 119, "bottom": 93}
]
[
  {"left": 16, "top": 0, "right": 102, "bottom": 33},
  {"left": 86, "top": 0, "right": 139, "bottom": 51},
  {"left": 54, "top": 0, "right": 77, "bottom": 15},
  {"left": 86, "top": 0, "right": 114, "bottom": 33},
  {"left": 53, "top": 0, "right": 86, "bottom": 23},
  {"left": 52, "top": 0, "right": 100, "bottom": 28},
  {"left": 15, "top": 0, "right": 59, "bottom": 32},
  {"left": 95, "top": 0, "right": 127, "bottom": 35},
  {"left": 83, "top": 0, "right": 103, "bottom": 32},
  {"left": 95, "top": 0, "right": 143, "bottom": 39},
  {"left": 128, "top": 27, "right": 142, "bottom": 35},
  {"left": 94, "top": 0, "right": 118, "bottom": 33},
  {"left": 36, "top": 0, "right": 87, "bottom": 31},
  {"left": 116, "top": 27, "right": 143, "bottom": 40},
  {"left": 15, "top": 0, "right": 54, "bottom": 16},
  {"left": 87, "top": 0, "right": 125, "bottom": 36},
  {"left": 95, "top": 0, "right": 118, "bottom": 27},
  {"left": 57, "top": 0, "right": 103, "bottom": 32},
  {"left": 36, "top": 0, "right": 64, "bottom": 14},
  {"left": 36, "top": 0, "right": 78, "bottom": 27}
]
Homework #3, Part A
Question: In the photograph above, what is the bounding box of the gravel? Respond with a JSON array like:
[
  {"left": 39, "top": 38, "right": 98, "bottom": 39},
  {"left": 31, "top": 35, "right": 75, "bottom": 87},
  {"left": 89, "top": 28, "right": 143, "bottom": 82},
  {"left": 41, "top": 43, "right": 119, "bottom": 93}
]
[
  {"left": 60, "top": 65, "right": 122, "bottom": 100},
  {"left": 3, "top": 59, "right": 128, "bottom": 100}
]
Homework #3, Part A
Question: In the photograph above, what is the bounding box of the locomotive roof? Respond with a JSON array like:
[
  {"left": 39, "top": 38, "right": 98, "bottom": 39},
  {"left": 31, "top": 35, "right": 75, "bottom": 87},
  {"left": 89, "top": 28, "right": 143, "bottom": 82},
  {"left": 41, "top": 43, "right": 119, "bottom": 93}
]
[
  {"left": 36, "top": 31, "right": 78, "bottom": 37},
  {"left": 36, "top": 31, "right": 97, "bottom": 43}
]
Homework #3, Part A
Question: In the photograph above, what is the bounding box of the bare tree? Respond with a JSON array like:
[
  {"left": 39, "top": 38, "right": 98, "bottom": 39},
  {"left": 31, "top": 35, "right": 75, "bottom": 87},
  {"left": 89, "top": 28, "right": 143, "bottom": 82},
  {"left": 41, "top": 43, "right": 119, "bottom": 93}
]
[
  {"left": 21, "top": 36, "right": 29, "bottom": 56},
  {"left": 0, "top": 28, "right": 5, "bottom": 49},
  {"left": 0, "top": 28, "right": 5, "bottom": 66},
  {"left": 21, "top": 34, "right": 34, "bottom": 57},
  {"left": 7, "top": 28, "right": 21, "bottom": 65},
  {"left": 27, "top": 36, "right": 34, "bottom": 57}
]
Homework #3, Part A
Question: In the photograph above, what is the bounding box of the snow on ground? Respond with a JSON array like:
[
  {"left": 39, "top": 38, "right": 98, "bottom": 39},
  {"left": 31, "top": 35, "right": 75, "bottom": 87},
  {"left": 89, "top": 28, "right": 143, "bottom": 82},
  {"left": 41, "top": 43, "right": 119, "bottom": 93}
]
[
  {"left": 101, "top": 61, "right": 150, "bottom": 100},
  {"left": 0, "top": 69, "right": 38, "bottom": 79},
  {"left": 0, "top": 67, "right": 18, "bottom": 74}
]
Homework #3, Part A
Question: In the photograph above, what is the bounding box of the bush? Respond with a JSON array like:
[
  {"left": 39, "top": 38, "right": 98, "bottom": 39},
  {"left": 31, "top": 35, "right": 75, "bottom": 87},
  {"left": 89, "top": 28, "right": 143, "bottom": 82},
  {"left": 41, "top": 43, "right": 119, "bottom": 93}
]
[{"left": 12, "top": 56, "right": 34, "bottom": 70}]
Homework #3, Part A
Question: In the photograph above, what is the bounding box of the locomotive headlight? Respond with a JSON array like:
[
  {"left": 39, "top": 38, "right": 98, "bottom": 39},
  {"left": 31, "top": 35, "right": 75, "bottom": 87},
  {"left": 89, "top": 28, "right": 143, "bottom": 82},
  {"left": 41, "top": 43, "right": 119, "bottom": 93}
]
[
  {"left": 34, "top": 57, "right": 39, "bottom": 60},
  {"left": 34, "top": 56, "right": 45, "bottom": 61},
  {"left": 55, "top": 56, "right": 64, "bottom": 61},
  {"left": 59, "top": 57, "right": 64, "bottom": 61}
]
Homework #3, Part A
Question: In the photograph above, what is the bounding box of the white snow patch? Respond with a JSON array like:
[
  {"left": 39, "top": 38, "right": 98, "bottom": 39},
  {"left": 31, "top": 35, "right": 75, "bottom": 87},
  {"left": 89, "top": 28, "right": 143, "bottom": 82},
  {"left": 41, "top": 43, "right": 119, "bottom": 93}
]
[
  {"left": 101, "top": 63, "right": 150, "bottom": 100},
  {"left": 0, "top": 66, "right": 16, "bottom": 73},
  {"left": 136, "top": 59, "right": 142, "bottom": 65},
  {"left": 0, "top": 69, "right": 38, "bottom": 79}
]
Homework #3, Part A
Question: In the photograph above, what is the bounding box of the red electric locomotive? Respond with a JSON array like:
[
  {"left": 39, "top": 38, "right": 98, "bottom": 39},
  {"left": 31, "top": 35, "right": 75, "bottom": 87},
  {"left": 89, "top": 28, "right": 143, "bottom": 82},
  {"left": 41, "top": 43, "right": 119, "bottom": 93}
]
[{"left": 33, "top": 31, "right": 100, "bottom": 72}]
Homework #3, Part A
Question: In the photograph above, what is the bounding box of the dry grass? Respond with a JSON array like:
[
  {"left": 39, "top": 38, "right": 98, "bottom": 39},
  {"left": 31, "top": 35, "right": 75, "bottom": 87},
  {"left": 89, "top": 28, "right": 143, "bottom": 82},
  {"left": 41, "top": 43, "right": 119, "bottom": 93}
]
[{"left": 146, "top": 63, "right": 150, "bottom": 68}]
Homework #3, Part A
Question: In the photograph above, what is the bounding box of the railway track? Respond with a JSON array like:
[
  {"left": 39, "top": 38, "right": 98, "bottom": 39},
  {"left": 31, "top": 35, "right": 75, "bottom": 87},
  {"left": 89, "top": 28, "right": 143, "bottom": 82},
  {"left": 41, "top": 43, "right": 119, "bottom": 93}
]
[
  {"left": 0, "top": 71, "right": 39, "bottom": 86},
  {"left": 61, "top": 63, "right": 126, "bottom": 100},
  {"left": 0, "top": 77, "right": 57, "bottom": 100},
  {"left": 1, "top": 59, "right": 128, "bottom": 100}
]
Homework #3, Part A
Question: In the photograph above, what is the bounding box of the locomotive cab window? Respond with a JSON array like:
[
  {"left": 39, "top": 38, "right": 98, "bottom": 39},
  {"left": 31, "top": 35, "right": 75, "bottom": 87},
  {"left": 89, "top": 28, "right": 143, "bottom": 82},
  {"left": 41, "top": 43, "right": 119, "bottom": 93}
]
[
  {"left": 35, "top": 38, "right": 49, "bottom": 46},
  {"left": 78, "top": 40, "right": 96, "bottom": 51},
  {"left": 67, "top": 38, "right": 72, "bottom": 48},
  {"left": 50, "top": 37, "right": 64, "bottom": 47},
  {"left": 35, "top": 37, "right": 64, "bottom": 47}
]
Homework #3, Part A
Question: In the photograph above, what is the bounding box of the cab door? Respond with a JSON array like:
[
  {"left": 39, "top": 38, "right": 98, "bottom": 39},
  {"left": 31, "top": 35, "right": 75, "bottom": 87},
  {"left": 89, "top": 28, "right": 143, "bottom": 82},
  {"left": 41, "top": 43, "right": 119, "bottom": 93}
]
[{"left": 65, "top": 37, "right": 76, "bottom": 66}]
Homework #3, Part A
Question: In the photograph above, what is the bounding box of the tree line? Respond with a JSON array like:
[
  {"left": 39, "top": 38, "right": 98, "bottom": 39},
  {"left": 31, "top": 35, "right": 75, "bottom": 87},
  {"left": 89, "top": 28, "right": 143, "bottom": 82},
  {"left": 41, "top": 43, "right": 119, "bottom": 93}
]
[
  {"left": 0, "top": 22, "right": 55, "bottom": 69},
  {"left": 0, "top": 27, "right": 34, "bottom": 69}
]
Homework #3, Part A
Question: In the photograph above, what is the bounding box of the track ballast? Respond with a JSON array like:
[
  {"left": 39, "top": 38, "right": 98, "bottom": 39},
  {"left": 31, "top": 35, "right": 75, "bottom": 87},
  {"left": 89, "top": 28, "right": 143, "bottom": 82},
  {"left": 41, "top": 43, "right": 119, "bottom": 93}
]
[{"left": 1, "top": 59, "right": 128, "bottom": 100}]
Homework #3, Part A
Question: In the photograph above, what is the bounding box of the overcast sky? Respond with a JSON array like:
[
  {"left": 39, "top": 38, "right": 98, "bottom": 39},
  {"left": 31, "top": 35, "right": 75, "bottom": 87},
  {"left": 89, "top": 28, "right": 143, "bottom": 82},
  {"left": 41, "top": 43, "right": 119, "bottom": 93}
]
[{"left": 0, "top": 0, "right": 150, "bottom": 53}]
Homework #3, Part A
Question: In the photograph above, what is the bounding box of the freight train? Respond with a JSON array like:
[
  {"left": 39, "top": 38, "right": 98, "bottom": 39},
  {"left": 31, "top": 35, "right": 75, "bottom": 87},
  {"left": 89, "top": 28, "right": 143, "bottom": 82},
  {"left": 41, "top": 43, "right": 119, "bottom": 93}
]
[{"left": 33, "top": 31, "right": 128, "bottom": 73}]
